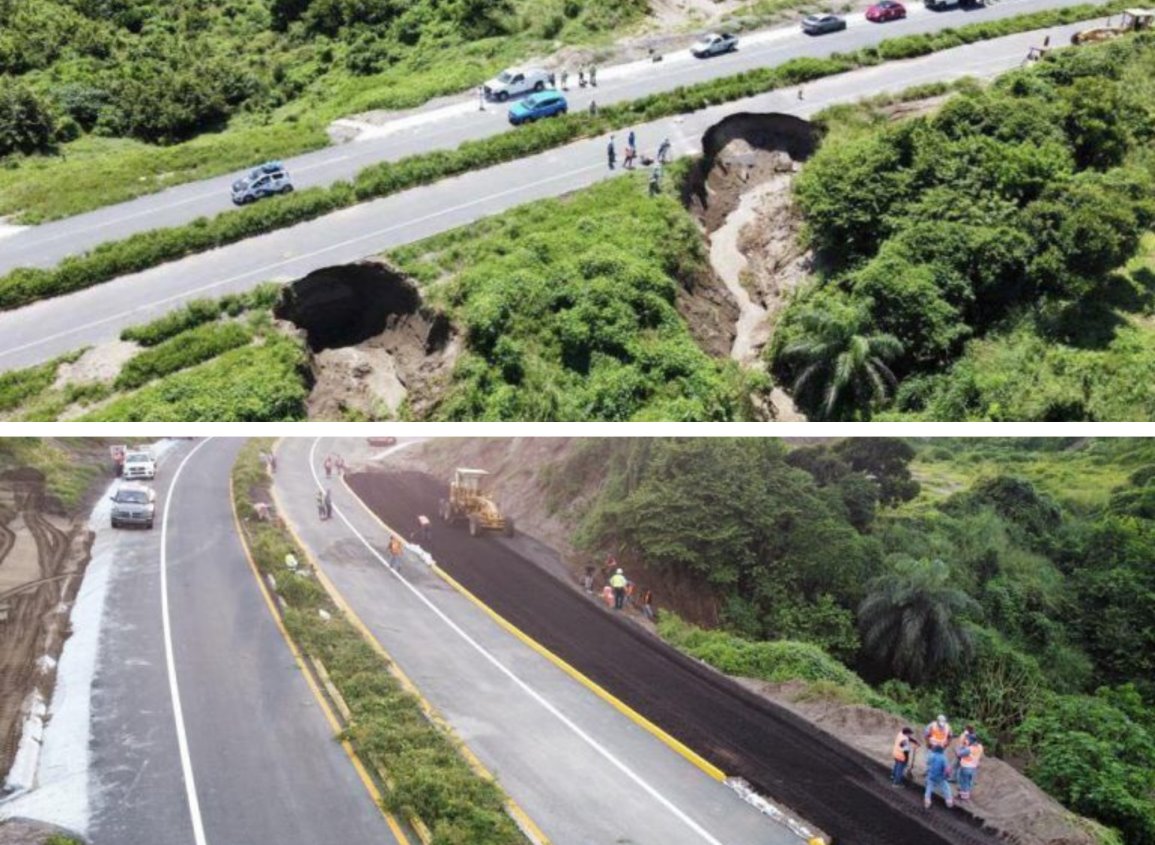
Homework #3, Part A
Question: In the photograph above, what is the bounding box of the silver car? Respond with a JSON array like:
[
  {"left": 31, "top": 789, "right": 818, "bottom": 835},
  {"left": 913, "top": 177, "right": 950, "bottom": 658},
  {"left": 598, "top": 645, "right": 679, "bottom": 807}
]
[
  {"left": 691, "top": 32, "right": 739, "bottom": 57},
  {"left": 110, "top": 484, "right": 156, "bottom": 530}
]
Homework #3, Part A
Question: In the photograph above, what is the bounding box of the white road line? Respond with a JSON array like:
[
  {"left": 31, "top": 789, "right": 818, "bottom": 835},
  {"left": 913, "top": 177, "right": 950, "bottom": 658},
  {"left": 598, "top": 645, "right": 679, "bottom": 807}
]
[
  {"left": 161, "top": 438, "right": 214, "bottom": 845},
  {"left": 306, "top": 438, "right": 730, "bottom": 845},
  {"left": 0, "top": 161, "right": 608, "bottom": 362}
]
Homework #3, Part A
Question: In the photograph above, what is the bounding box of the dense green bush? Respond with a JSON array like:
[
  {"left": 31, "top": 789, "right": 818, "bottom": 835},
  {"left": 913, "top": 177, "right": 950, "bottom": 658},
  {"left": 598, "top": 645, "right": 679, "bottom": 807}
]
[
  {"left": 0, "top": 77, "right": 57, "bottom": 157},
  {"left": 775, "top": 35, "right": 1155, "bottom": 420},
  {"left": 0, "top": 358, "right": 61, "bottom": 413},
  {"left": 392, "top": 178, "right": 756, "bottom": 421},
  {"left": 114, "top": 321, "right": 252, "bottom": 390}
]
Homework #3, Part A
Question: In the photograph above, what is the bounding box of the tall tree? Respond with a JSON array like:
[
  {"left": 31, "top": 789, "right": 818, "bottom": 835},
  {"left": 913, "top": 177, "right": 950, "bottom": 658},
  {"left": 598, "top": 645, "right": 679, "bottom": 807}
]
[
  {"left": 780, "top": 304, "right": 902, "bottom": 421},
  {"left": 858, "top": 557, "right": 978, "bottom": 683}
]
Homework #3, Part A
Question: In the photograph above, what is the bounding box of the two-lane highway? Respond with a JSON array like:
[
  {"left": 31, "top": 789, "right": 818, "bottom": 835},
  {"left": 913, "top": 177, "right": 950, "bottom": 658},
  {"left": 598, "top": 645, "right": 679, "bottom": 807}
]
[
  {"left": 0, "top": 0, "right": 1103, "bottom": 274},
  {"left": 0, "top": 22, "right": 1091, "bottom": 374},
  {"left": 2, "top": 439, "right": 401, "bottom": 845}
]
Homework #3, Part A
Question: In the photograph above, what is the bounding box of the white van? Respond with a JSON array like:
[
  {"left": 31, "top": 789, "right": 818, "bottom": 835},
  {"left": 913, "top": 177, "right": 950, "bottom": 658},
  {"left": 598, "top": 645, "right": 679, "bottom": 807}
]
[{"left": 122, "top": 450, "right": 157, "bottom": 480}]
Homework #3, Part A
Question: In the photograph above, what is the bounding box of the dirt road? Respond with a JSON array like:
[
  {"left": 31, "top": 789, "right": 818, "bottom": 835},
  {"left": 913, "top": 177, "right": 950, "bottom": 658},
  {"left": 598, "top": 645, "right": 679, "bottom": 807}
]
[
  {"left": 347, "top": 469, "right": 1004, "bottom": 845},
  {"left": 0, "top": 469, "right": 93, "bottom": 787}
]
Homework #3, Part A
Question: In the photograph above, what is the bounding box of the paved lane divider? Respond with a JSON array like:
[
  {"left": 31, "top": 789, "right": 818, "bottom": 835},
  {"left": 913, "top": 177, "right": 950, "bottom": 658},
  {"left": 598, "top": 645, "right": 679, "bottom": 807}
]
[
  {"left": 225, "top": 444, "right": 414, "bottom": 845},
  {"left": 231, "top": 439, "right": 535, "bottom": 845}
]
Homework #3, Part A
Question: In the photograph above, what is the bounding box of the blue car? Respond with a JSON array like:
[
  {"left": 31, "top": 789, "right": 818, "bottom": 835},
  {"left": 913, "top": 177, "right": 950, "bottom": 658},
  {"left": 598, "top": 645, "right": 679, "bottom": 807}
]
[{"left": 508, "top": 92, "right": 568, "bottom": 126}]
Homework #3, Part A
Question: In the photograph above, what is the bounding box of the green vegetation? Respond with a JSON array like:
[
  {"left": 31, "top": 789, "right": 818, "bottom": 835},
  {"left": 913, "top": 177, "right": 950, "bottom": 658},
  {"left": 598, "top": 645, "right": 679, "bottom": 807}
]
[
  {"left": 114, "top": 321, "right": 253, "bottom": 390},
  {"left": 0, "top": 1, "right": 1136, "bottom": 311},
  {"left": 232, "top": 441, "right": 527, "bottom": 844},
  {"left": 0, "top": 0, "right": 649, "bottom": 222},
  {"left": 0, "top": 439, "right": 105, "bottom": 510},
  {"left": 393, "top": 176, "right": 756, "bottom": 420},
  {"left": 120, "top": 283, "right": 279, "bottom": 346},
  {"left": 773, "top": 35, "right": 1155, "bottom": 420},
  {"left": 82, "top": 333, "right": 308, "bottom": 421},
  {"left": 551, "top": 438, "right": 1155, "bottom": 841}
]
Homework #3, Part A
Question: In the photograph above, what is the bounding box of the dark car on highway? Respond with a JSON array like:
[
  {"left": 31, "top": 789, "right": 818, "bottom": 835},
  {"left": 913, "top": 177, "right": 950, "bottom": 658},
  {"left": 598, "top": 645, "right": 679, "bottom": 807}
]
[
  {"left": 865, "top": 0, "right": 906, "bottom": 21},
  {"left": 802, "top": 13, "right": 848, "bottom": 33},
  {"left": 110, "top": 483, "right": 156, "bottom": 529},
  {"left": 508, "top": 92, "right": 568, "bottom": 125}
]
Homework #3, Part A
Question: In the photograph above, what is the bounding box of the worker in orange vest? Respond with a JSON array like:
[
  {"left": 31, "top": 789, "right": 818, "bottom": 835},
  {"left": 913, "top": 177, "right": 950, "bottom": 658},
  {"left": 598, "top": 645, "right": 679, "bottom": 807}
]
[
  {"left": 924, "top": 714, "right": 953, "bottom": 751},
  {"left": 388, "top": 534, "right": 403, "bottom": 570},
  {"left": 956, "top": 728, "right": 983, "bottom": 800},
  {"left": 891, "top": 727, "right": 919, "bottom": 785}
]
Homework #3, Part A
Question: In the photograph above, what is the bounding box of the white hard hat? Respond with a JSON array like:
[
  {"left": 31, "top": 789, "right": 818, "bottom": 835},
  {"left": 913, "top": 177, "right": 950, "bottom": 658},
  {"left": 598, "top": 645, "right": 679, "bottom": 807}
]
[
  {"left": 616, "top": 568, "right": 623, "bottom": 574},
  {"left": 937, "top": 714, "right": 947, "bottom": 725}
]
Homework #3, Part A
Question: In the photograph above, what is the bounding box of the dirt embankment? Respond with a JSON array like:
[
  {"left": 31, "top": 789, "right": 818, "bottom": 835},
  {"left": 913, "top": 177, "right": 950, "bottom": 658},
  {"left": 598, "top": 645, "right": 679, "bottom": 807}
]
[
  {"left": 273, "top": 261, "right": 460, "bottom": 420},
  {"left": 683, "top": 112, "right": 818, "bottom": 419},
  {"left": 0, "top": 468, "right": 95, "bottom": 792}
]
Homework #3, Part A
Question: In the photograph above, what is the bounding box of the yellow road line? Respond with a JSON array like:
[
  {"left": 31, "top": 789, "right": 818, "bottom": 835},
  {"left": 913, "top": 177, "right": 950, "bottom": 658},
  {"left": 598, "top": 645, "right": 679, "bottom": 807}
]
[
  {"left": 336, "top": 471, "right": 728, "bottom": 784},
  {"left": 227, "top": 467, "right": 411, "bottom": 845},
  {"left": 271, "top": 442, "right": 552, "bottom": 845}
]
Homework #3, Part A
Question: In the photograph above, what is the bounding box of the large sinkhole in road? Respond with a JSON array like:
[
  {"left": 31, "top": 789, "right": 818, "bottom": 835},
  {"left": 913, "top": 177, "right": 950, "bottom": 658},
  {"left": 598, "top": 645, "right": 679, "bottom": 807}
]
[
  {"left": 274, "top": 261, "right": 457, "bottom": 419},
  {"left": 273, "top": 262, "right": 450, "bottom": 352}
]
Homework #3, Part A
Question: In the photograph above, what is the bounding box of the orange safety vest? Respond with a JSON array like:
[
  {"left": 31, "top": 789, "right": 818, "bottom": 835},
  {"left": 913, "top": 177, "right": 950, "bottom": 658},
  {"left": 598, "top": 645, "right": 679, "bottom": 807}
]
[
  {"left": 893, "top": 732, "right": 911, "bottom": 762},
  {"left": 389, "top": 535, "right": 402, "bottom": 556},
  {"left": 960, "top": 741, "right": 983, "bottom": 769},
  {"left": 927, "top": 722, "right": 950, "bottom": 748}
]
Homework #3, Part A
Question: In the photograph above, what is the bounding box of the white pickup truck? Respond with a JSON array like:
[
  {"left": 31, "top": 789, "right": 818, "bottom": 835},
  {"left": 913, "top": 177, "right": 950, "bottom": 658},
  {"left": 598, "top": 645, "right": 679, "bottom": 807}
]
[
  {"left": 122, "top": 450, "right": 157, "bottom": 480},
  {"left": 484, "top": 67, "right": 551, "bottom": 101}
]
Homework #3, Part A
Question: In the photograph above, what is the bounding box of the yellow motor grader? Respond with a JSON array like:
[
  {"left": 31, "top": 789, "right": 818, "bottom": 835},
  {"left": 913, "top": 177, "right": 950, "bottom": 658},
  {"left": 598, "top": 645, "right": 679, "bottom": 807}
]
[
  {"left": 1071, "top": 8, "right": 1154, "bottom": 44},
  {"left": 439, "top": 468, "right": 514, "bottom": 537}
]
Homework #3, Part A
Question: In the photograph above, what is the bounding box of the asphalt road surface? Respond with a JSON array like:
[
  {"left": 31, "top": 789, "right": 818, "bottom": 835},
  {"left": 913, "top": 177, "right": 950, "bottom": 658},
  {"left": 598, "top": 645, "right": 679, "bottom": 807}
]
[
  {"left": 0, "top": 0, "right": 1102, "bottom": 274},
  {"left": 0, "top": 22, "right": 1089, "bottom": 375},
  {"left": 276, "top": 436, "right": 805, "bottom": 845},
  {"left": 345, "top": 467, "right": 1007, "bottom": 845},
  {"left": 5, "top": 439, "right": 401, "bottom": 845}
]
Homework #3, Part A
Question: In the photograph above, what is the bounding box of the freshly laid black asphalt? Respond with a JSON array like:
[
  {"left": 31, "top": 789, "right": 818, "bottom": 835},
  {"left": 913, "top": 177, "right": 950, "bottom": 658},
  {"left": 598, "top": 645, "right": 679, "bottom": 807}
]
[{"left": 348, "top": 469, "right": 1005, "bottom": 845}]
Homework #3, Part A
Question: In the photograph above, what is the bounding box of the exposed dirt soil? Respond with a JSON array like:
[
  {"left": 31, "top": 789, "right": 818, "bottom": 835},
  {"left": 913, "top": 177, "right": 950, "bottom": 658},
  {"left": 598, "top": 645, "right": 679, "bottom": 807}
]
[
  {"left": 273, "top": 261, "right": 459, "bottom": 420},
  {"left": 684, "top": 112, "right": 816, "bottom": 419},
  {"left": 0, "top": 818, "right": 85, "bottom": 845},
  {"left": 51, "top": 341, "right": 138, "bottom": 390},
  {"left": 348, "top": 468, "right": 1006, "bottom": 845},
  {"left": 740, "top": 679, "right": 1098, "bottom": 845},
  {"left": 0, "top": 468, "right": 94, "bottom": 790}
]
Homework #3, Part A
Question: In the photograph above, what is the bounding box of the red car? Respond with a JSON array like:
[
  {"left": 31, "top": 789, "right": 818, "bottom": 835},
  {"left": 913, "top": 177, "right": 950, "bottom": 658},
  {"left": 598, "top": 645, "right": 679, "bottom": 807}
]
[{"left": 866, "top": 0, "right": 906, "bottom": 20}]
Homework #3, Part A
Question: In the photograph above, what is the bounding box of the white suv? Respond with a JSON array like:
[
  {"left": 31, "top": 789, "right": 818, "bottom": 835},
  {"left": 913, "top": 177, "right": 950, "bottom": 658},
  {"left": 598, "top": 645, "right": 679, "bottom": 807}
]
[
  {"left": 484, "top": 67, "right": 551, "bottom": 101},
  {"left": 122, "top": 451, "right": 157, "bottom": 480}
]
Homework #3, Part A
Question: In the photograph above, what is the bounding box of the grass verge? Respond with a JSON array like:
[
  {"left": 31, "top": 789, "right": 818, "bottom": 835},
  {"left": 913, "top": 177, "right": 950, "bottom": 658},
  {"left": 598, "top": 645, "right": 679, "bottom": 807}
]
[
  {"left": 0, "top": 1, "right": 1131, "bottom": 313},
  {"left": 231, "top": 440, "right": 530, "bottom": 845}
]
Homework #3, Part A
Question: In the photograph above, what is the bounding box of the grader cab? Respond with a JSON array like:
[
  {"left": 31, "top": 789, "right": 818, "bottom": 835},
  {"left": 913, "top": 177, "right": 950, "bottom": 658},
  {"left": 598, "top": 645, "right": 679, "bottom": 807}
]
[
  {"left": 1071, "top": 8, "right": 1154, "bottom": 44},
  {"left": 439, "top": 468, "right": 514, "bottom": 537}
]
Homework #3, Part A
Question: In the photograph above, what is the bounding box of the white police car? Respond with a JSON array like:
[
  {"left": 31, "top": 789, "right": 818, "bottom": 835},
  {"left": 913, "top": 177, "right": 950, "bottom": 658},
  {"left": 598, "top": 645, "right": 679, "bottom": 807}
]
[{"left": 231, "top": 161, "right": 294, "bottom": 205}]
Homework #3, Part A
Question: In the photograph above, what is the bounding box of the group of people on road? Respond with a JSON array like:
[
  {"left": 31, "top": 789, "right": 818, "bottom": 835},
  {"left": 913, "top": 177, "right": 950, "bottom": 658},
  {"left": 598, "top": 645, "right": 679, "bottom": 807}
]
[
  {"left": 606, "top": 130, "right": 671, "bottom": 195},
  {"left": 891, "top": 714, "right": 985, "bottom": 810},
  {"left": 585, "top": 556, "right": 655, "bottom": 620},
  {"left": 323, "top": 453, "right": 346, "bottom": 479}
]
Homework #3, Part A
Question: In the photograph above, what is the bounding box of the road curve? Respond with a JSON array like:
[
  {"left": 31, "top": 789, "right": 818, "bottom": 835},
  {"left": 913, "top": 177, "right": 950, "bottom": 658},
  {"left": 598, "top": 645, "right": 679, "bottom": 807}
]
[
  {"left": 344, "top": 463, "right": 1006, "bottom": 845},
  {"left": 0, "top": 0, "right": 1102, "bottom": 274},
  {"left": 0, "top": 22, "right": 1087, "bottom": 375},
  {"left": 22, "top": 438, "right": 401, "bottom": 845}
]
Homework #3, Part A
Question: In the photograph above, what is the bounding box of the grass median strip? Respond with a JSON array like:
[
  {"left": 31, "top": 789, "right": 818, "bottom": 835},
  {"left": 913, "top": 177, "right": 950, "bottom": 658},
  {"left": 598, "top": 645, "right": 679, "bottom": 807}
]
[
  {"left": 0, "top": 1, "right": 1130, "bottom": 313},
  {"left": 231, "top": 440, "right": 531, "bottom": 845}
]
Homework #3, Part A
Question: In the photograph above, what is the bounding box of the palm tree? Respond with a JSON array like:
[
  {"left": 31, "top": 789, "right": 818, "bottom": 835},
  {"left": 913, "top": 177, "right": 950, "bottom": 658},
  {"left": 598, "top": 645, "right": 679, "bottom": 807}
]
[
  {"left": 781, "top": 305, "right": 902, "bottom": 420},
  {"left": 857, "top": 557, "right": 979, "bottom": 684}
]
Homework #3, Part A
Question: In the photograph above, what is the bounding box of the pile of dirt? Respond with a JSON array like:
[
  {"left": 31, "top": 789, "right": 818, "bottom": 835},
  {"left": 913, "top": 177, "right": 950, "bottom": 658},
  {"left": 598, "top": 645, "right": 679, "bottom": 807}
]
[
  {"left": 0, "top": 469, "right": 94, "bottom": 791},
  {"left": 274, "top": 261, "right": 459, "bottom": 420},
  {"left": 0, "top": 818, "right": 84, "bottom": 845},
  {"left": 740, "top": 679, "right": 1099, "bottom": 845}
]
